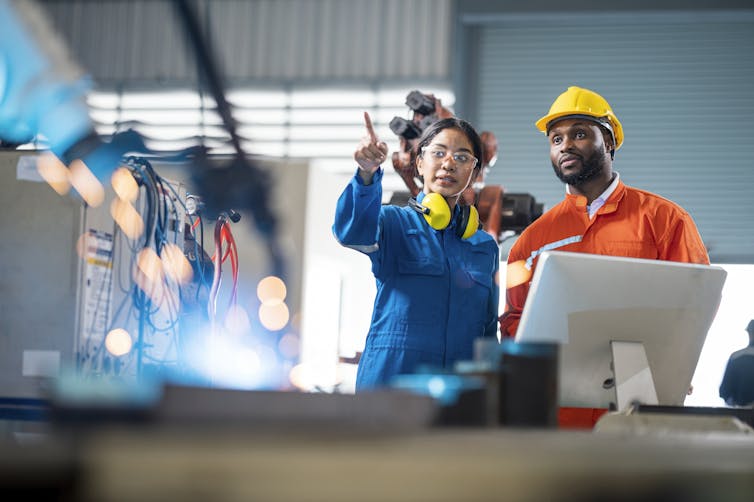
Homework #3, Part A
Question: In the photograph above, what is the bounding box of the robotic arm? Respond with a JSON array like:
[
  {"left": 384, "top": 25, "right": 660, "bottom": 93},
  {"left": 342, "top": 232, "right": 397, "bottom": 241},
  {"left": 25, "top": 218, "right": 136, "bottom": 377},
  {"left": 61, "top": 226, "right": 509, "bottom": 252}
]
[
  {"left": 0, "top": 0, "right": 148, "bottom": 185},
  {"left": 0, "top": 0, "right": 94, "bottom": 160},
  {"left": 0, "top": 0, "right": 285, "bottom": 279},
  {"left": 388, "top": 90, "right": 543, "bottom": 243}
]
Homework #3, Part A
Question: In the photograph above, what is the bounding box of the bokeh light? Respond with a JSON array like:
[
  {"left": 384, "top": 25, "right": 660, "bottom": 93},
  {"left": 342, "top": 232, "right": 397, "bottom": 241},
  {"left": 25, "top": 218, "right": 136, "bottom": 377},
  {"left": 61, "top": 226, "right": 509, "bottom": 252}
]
[
  {"left": 288, "top": 363, "right": 310, "bottom": 390},
  {"left": 76, "top": 232, "right": 91, "bottom": 260},
  {"left": 506, "top": 260, "right": 533, "bottom": 289},
  {"left": 36, "top": 153, "right": 71, "bottom": 195},
  {"left": 136, "top": 247, "right": 163, "bottom": 283},
  {"left": 259, "top": 300, "right": 289, "bottom": 331},
  {"left": 257, "top": 275, "right": 287, "bottom": 303},
  {"left": 110, "top": 198, "right": 144, "bottom": 239},
  {"left": 105, "top": 328, "right": 133, "bottom": 357},
  {"left": 134, "top": 248, "right": 166, "bottom": 303},
  {"left": 111, "top": 166, "right": 139, "bottom": 201},
  {"left": 160, "top": 243, "right": 193, "bottom": 284},
  {"left": 68, "top": 159, "right": 105, "bottom": 207}
]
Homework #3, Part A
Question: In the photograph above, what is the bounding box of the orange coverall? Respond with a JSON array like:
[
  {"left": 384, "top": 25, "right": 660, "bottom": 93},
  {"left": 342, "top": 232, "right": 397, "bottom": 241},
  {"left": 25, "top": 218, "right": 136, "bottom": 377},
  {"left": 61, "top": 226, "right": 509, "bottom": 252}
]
[{"left": 499, "top": 180, "right": 710, "bottom": 338}]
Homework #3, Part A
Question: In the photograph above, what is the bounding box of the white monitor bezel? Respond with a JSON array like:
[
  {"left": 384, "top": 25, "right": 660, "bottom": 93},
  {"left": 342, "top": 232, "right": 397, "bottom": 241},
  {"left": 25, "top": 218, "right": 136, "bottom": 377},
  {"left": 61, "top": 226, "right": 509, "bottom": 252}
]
[{"left": 514, "top": 251, "right": 727, "bottom": 409}]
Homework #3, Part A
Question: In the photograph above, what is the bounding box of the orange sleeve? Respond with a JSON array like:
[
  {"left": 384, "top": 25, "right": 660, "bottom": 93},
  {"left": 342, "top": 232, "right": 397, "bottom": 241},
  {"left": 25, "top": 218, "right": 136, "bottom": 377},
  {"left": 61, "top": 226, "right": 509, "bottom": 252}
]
[
  {"left": 499, "top": 281, "right": 528, "bottom": 338},
  {"left": 498, "top": 236, "right": 535, "bottom": 338},
  {"left": 659, "top": 213, "right": 710, "bottom": 265}
]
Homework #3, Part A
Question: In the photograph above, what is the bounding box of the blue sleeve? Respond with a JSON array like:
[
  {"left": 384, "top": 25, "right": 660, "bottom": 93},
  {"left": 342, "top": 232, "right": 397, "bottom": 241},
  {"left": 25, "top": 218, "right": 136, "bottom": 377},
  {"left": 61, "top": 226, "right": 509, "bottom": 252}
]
[
  {"left": 332, "top": 168, "right": 384, "bottom": 252},
  {"left": 484, "top": 244, "right": 501, "bottom": 339}
]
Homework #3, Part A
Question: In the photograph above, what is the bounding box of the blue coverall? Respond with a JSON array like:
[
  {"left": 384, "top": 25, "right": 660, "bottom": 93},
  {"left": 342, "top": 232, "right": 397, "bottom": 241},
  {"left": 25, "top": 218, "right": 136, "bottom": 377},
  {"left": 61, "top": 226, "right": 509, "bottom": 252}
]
[{"left": 333, "top": 168, "right": 500, "bottom": 390}]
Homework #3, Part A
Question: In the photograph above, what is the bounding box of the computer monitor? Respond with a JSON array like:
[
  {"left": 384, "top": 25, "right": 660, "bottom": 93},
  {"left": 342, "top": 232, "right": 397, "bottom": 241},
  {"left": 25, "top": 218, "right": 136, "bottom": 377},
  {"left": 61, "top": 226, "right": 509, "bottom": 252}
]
[{"left": 514, "top": 251, "right": 727, "bottom": 410}]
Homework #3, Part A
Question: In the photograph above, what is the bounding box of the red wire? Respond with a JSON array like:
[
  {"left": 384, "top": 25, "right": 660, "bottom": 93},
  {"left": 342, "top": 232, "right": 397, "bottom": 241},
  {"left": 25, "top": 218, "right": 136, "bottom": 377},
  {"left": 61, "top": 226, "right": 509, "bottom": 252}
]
[
  {"left": 222, "top": 222, "right": 239, "bottom": 307},
  {"left": 211, "top": 226, "right": 231, "bottom": 263},
  {"left": 222, "top": 227, "right": 230, "bottom": 263},
  {"left": 208, "top": 218, "right": 224, "bottom": 321},
  {"left": 207, "top": 217, "right": 242, "bottom": 325}
]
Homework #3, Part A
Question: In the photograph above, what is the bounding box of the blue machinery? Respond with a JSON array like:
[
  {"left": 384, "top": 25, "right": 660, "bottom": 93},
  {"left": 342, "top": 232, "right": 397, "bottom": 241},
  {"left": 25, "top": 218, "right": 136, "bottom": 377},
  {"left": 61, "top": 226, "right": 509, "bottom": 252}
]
[{"left": 0, "top": 0, "right": 284, "bottom": 277}]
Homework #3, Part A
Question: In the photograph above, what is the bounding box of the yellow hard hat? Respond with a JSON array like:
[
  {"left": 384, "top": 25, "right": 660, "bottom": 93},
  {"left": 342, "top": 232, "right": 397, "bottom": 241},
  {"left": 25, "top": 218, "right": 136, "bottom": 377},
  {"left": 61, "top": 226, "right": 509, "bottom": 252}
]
[{"left": 535, "top": 86, "right": 624, "bottom": 150}]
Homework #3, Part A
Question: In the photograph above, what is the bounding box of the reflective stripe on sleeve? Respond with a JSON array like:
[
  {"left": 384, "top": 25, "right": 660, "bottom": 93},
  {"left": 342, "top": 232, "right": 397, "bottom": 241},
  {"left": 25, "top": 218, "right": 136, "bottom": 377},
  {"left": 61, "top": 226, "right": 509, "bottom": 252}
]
[
  {"left": 525, "top": 235, "right": 583, "bottom": 270},
  {"left": 345, "top": 243, "right": 379, "bottom": 253}
]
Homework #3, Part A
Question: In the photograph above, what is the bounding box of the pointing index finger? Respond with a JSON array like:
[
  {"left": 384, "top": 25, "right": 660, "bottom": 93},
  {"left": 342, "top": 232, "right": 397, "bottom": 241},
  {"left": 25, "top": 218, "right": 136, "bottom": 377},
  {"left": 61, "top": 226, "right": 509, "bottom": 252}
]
[{"left": 364, "top": 111, "right": 378, "bottom": 143}]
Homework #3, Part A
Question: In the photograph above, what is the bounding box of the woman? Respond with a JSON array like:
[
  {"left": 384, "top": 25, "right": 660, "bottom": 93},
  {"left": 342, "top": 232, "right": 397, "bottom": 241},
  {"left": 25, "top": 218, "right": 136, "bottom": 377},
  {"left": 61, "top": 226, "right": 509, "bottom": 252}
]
[{"left": 333, "top": 112, "right": 499, "bottom": 391}]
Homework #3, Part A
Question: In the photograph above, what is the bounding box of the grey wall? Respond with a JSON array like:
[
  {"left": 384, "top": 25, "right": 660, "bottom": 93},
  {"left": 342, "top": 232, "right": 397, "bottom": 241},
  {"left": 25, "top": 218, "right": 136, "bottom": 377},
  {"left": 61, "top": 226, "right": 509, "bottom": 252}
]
[
  {"left": 454, "top": 2, "right": 754, "bottom": 263},
  {"left": 0, "top": 152, "right": 81, "bottom": 398},
  {"left": 453, "top": 0, "right": 754, "bottom": 120},
  {"left": 0, "top": 151, "right": 309, "bottom": 397}
]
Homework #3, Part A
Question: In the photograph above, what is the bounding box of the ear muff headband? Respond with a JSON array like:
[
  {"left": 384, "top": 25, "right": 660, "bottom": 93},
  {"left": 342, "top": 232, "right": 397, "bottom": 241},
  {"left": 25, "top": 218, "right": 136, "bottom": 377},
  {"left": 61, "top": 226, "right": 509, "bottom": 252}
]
[{"left": 409, "top": 193, "right": 478, "bottom": 239}]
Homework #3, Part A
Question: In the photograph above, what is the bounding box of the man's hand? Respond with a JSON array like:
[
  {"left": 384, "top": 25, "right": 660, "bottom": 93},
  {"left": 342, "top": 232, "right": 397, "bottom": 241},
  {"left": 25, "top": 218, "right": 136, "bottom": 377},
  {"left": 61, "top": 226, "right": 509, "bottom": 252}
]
[{"left": 354, "top": 112, "right": 388, "bottom": 184}]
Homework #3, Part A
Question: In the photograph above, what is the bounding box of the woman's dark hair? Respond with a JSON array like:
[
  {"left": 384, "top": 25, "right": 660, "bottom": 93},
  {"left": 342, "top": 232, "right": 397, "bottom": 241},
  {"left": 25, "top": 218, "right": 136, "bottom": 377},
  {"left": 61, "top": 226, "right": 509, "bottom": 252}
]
[{"left": 415, "top": 117, "right": 484, "bottom": 171}]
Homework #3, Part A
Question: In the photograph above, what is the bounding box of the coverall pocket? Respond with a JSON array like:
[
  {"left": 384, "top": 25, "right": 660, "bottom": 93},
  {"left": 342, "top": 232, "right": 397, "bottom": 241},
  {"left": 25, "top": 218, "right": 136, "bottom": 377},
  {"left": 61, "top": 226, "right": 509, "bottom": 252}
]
[
  {"left": 397, "top": 257, "right": 445, "bottom": 276},
  {"left": 601, "top": 241, "right": 658, "bottom": 259}
]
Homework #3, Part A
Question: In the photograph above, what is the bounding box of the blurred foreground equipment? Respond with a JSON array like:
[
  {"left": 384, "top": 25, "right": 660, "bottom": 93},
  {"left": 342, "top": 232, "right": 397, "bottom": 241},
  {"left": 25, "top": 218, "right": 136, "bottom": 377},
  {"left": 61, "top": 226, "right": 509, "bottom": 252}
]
[{"left": 0, "top": 0, "right": 284, "bottom": 279}]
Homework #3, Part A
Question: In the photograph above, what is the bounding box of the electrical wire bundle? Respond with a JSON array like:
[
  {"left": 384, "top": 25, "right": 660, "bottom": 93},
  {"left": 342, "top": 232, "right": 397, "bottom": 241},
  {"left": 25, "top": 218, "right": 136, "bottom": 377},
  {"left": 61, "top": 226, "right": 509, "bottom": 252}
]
[
  {"left": 125, "top": 157, "right": 182, "bottom": 376},
  {"left": 81, "top": 156, "right": 207, "bottom": 380},
  {"left": 208, "top": 210, "right": 241, "bottom": 325}
]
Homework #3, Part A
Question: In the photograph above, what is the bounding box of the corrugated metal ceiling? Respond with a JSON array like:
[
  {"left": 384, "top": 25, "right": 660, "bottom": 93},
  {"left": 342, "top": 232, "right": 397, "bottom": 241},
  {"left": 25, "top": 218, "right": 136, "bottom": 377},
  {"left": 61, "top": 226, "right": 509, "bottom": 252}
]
[{"left": 40, "top": 0, "right": 452, "bottom": 86}]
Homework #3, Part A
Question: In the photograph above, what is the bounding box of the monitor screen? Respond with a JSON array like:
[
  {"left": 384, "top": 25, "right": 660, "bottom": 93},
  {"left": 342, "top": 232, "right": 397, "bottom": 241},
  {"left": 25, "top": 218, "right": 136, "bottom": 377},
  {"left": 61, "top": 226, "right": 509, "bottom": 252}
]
[{"left": 514, "top": 251, "right": 727, "bottom": 409}]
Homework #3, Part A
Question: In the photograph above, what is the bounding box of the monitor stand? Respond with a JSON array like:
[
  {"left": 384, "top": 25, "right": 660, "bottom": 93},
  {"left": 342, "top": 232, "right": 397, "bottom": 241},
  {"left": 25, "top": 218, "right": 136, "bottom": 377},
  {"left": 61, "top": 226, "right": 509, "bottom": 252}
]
[{"left": 611, "top": 341, "right": 659, "bottom": 411}]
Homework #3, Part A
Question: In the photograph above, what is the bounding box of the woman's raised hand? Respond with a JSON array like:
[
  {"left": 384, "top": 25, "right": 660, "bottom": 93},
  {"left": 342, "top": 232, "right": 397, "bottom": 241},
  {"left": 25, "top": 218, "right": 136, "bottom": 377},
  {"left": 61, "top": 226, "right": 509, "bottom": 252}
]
[{"left": 354, "top": 111, "right": 389, "bottom": 174}]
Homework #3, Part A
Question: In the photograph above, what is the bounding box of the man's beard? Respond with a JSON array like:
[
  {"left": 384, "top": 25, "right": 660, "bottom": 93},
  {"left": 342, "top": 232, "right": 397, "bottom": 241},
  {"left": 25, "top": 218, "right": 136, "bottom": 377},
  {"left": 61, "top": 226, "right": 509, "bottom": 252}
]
[{"left": 551, "top": 147, "right": 607, "bottom": 187}]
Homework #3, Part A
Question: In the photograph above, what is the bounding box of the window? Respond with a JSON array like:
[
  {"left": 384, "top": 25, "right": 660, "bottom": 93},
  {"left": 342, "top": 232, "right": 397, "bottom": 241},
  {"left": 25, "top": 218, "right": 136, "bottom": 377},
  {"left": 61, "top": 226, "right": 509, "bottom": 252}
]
[{"left": 82, "top": 84, "right": 454, "bottom": 165}]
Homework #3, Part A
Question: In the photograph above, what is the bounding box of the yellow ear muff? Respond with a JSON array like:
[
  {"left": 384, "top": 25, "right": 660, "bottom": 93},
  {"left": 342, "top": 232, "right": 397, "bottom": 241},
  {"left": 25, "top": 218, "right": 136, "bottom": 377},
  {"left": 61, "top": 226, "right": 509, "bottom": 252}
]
[
  {"left": 461, "top": 204, "right": 479, "bottom": 239},
  {"left": 410, "top": 193, "right": 479, "bottom": 239},
  {"left": 419, "top": 192, "right": 452, "bottom": 230}
]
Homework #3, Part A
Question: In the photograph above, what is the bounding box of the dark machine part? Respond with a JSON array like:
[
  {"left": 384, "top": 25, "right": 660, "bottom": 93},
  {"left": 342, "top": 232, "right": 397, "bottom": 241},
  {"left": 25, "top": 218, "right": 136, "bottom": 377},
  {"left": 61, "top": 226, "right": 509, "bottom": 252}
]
[
  {"left": 180, "top": 221, "right": 215, "bottom": 317},
  {"left": 501, "top": 193, "right": 544, "bottom": 235},
  {"left": 389, "top": 116, "right": 422, "bottom": 140},
  {"left": 388, "top": 115, "right": 439, "bottom": 141},
  {"left": 389, "top": 90, "right": 450, "bottom": 197},
  {"left": 174, "top": 0, "right": 284, "bottom": 279},
  {"left": 405, "top": 90, "right": 436, "bottom": 115},
  {"left": 387, "top": 89, "right": 544, "bottom": 240},
  {"left": 389, "top": 90, "right": 438, "bottom": 140}
]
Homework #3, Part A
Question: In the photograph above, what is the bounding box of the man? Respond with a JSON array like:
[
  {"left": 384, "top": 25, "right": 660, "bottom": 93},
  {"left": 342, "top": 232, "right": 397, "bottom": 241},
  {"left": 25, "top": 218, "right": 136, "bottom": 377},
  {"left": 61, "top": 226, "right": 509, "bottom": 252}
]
[
  {"left": 499, "top": 86, "right": 709, "bottom": 338},
  {"left": 719, "top": 320, "right": 754, "bottom": 407}
]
